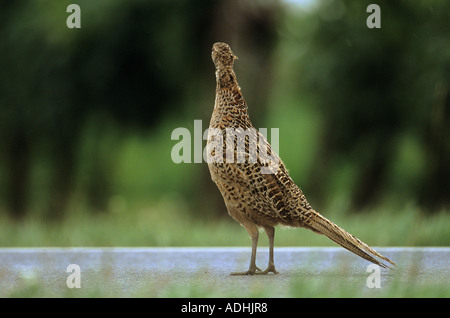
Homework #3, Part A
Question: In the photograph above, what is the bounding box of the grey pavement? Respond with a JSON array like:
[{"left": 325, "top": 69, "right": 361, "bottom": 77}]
[{"left": 0, "top": 247, "right": 449, "bottom": 297}]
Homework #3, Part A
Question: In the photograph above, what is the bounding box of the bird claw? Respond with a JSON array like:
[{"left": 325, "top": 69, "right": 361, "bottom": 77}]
[
  {"left": 256, "top": 264, "right": 279, "bottom": 275},
  {"left": 230, "top": 265, "right": 278, "bottom": 275},
  {"left": 230, "top": 265, "right": 262, "bottom": 276}
]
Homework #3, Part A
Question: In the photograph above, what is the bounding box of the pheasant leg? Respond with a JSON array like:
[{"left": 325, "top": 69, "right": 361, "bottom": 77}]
[
  {"left": 256, "top": 226, "right": 278, "bottom": 274},
  {"left": 231, "top": 228, "right": 262, "bottom": 275}
]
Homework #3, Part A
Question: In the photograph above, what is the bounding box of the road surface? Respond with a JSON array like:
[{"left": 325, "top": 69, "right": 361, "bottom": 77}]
[{"left": 0, "top": 247, "right": 448, "bottom": 297}]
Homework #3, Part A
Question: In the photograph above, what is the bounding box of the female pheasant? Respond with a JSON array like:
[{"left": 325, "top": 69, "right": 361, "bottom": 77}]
[{"left": 207, "top": 42, "right": 396, "bottom": 275}]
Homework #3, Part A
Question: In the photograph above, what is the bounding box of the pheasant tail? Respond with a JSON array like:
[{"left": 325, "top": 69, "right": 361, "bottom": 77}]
[{"left": 305, "top": 211, "right": 397, "bottom": 269}]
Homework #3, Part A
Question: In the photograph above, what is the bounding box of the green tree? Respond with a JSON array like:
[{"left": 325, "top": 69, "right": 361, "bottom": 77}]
[{"left": 295, "top": 0, "right": 449, "bottom": 212}]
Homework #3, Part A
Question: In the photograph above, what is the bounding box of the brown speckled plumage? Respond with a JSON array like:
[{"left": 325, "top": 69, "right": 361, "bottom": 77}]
[{"left": 207, "top": 42, "right": 396, "bottom": 275}]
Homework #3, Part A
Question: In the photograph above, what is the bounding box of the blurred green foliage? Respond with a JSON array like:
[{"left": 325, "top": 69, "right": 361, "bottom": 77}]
[
  {"left": 287, "top": 0, "right": 450, "bottom": 212},
  {"left": 0, "top": 1, "right": 448, "bottom": 246}
]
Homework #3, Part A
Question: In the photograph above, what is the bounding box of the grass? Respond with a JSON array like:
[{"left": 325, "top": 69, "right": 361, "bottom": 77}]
[
  {"left": 10, "top": 280, "right": 450, "bottom": 298},
  {"left": 0, "top": 201, "right": 448, "bottom": 247},
  {"left": 6, "top": 260, "right": 450, "bottom": 298},
  {"left": 0, "top": 200, "right": 448, "bottom": 298}
]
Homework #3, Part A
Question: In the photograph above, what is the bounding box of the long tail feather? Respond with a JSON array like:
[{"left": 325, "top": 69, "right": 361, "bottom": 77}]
[{"left": 305, "top": 211, "right": 397, "bottom": 270}]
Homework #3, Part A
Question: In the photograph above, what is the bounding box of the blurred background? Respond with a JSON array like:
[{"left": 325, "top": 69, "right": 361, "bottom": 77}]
[{"left": 0, "top": 0, "right": 448, "bottom": 247}]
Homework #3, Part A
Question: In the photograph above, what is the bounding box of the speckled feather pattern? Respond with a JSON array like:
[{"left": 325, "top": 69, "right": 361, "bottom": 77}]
[{"left": 207, "top": 42, "right": 396, "bottom": 272}]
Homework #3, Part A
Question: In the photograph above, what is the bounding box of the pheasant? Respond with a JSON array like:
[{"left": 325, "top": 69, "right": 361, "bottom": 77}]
[{"left": 207, "top": 42, "right": 396, "bottom": 275}]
